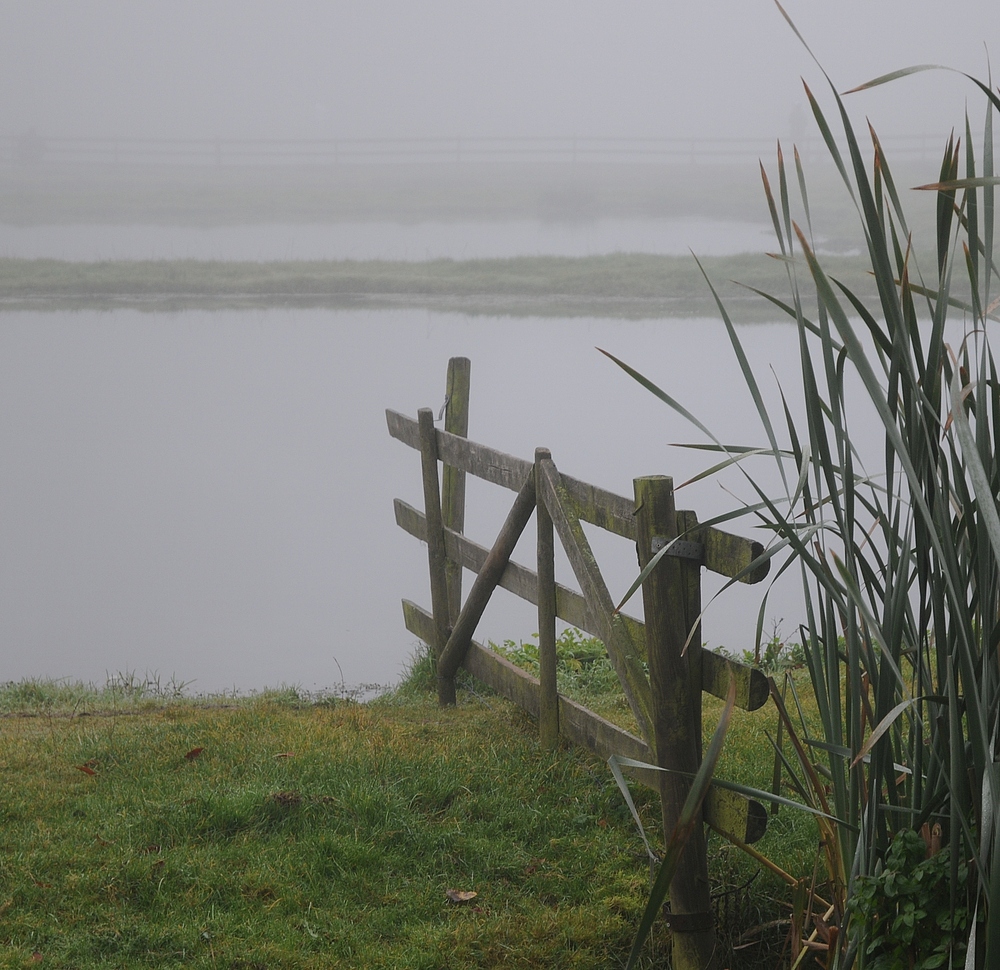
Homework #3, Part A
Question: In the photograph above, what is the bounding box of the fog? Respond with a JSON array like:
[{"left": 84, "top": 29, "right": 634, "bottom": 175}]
[
  {"left": 0, "top": 2, "right": 996, "bottom": 693},
  {"left": 1, "top": 1, "right": 995, "bottom": 144}
]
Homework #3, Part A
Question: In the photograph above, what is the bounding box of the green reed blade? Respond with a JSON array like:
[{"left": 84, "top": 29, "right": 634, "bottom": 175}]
[{"left": 623, "top": 676, "right": 737, "bottom": 970}]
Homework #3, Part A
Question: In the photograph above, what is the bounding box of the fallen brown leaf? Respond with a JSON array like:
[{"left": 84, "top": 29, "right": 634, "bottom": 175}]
[
  {"left": 75, "top": 764, "right": 96, "bottom": 776},
  {"left": 445, "top": 889, "right": 478, "bottom": 904},
  {"left": 184, "top": 747, "right": 204, "bottom": 761}
]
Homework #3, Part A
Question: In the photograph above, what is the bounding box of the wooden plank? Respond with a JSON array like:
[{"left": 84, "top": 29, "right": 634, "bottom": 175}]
[
  {"left": 392, "top": 408, "right": 767, "bottom": 580},
  {"left": 464, "top": 637, "right": 542, "bottom": 718},
  {"left": 395, "top": 497, "right": 765, "bottom": 711},
  {"left": 437, "top": 471, "right": 536, "bottom": 687},
  {"left": 702, "top": 650, "right": 770, "bottom": 712},
  {"left": 535, "top": 448, "right": 559, "bottom": 750},
  {"left": 652, "top": 508, "right": 768, "bottom": 586},
  {"left": 405, "top": 598, "right": 541, "bottom": 715},
  {"left": 558, "top": 694, "right": 649, "bottom": 764},
  {"left": 402, "top": 599, "right": 766, "bottom": 844},
  {"left": 560, "top": 474, "right": 636, "bottom": 540},
  {"left": 441, "top": 357, "right": 471, "bottom": 625},
  {"left": 464, "top": 642, "right": 661, "bottom": 781},
  {"left": 403, "top": 598, "right": 649, "bottom": 773},
  {"left": 538, "top": 458, "right": 654, "bottom": 746},
  {"left": 701, "top": 525, "right": 770, "bottom": 585},
  {"left": 388, "top": 409, "right": 635, "bottom": 536},
  {"left": 704, "top": 786, "right": 768, "bottom": 845},
  {"left": 386, "top": 408, "right": 420, "bottom": 449},
  {"left": 387, "top": 409, "right": 532, "bottom": 491},
  {"left": 394, "top": 498, "right": 600, "bottom": 637},
  {"left": 436, "top": 430, "right": 532, "bottom": 491},
  {"left": 418, "top": 408, "right": 450, "bottom": 661}
]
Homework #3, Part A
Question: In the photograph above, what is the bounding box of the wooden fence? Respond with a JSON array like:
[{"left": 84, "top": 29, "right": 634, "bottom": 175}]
[
  {"left": 4, "top": 132, "right": 943, "bottom": 169},
  {"left": 388, "top": 357, "right": 772, "bottom": 970}
]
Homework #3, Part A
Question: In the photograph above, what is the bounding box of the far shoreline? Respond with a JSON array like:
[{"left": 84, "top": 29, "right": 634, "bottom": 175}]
[{"left": 0, "top": 252, "right": 876, "bottom": 320}]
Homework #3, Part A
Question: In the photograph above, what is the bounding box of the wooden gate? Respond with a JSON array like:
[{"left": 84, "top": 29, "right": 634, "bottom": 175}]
[{"left": 388, "top": 357, "right": 772, "bottom": 970}]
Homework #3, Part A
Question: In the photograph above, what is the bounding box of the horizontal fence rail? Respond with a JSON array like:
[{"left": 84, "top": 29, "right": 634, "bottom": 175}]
[
  {"left": 2, "top": 132, "right": 957, "bottom": 169},
  {"left": 387, "top": 409, "right": 769, "bottom": 584},
  {"left": 392, "top": 498, "right": 767, "bottom": 713}
]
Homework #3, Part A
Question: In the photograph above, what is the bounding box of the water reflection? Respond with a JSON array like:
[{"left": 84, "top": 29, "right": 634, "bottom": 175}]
[
  {"left": 0, "top": 217, "right": 771, "bottom": 262},
  {"left": 0, "top": 308, "right": 805, "bottom": 693}
]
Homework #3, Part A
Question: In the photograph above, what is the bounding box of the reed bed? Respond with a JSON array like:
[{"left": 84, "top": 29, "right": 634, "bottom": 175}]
[{"left": 609, "top": 12, "right": 1000, "bottom": 968}]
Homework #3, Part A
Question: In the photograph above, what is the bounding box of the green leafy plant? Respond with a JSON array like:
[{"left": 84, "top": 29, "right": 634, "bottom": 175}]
[
  {"left": 491, "top": 626, "right": 606, "bottom": 670},
  {"left": 730, "top": 622, "right": 806, "bottom": 675},
  {"left": 847, "top": 828, "right": 971, "bottom": 970}
]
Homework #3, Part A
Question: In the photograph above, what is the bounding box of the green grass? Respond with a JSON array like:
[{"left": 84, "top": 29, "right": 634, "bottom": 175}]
[
  {"left": 0, "top": 673, "right": 336, "bottom": 718},
  {"left": 0, "top": 252, "right": 879, "bottom": 319},
  {"left": 487, "top": 633, "right": 824, "bottom": 880},
  {"left": 0, "top": 658, "right": 821, "bottom": 969}
]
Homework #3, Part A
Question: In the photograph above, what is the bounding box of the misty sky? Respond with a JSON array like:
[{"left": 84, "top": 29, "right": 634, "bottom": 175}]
[{"left": 1, "top": 1, "right": 995, "bottom": 144}]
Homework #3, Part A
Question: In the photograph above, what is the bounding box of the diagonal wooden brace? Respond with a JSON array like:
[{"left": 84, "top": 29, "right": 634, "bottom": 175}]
[
  {"left": 536, "top": 457, "right": 654, "bottom": 746},
  {"left": 436, "top": 470, "right": 536, "bottom": 705}
]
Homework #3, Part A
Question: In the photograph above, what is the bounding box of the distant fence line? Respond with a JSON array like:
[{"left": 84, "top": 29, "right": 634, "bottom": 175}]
[{"left": 1, "top": 131, "right": 953, "bottom": 170}]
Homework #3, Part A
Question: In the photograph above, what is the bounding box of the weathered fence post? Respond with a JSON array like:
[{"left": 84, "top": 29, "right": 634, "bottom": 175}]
[
  {"left": 535, "top": 447, "right": 558, "bottom": 749},
  {"left": 418, "top": 408, "right": 451, "bottom": 687},
  {"left": 634, "top": 476, "right": 716, "bottom": 970},
  {"left": 442, "top": 357, "right": 471, "bottom": 628}
]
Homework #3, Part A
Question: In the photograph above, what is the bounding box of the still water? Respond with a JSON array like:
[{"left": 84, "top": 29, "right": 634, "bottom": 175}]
[
  {"left": 0, "top": 217, "right": 772, "bottom": 262},
  {"left": 0, "top": 307, "right": 812, "bottom": 694}
]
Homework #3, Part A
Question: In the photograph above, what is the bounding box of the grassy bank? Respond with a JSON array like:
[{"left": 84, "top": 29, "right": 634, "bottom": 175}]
[
  {"left": 0, "top": 252, "right": 877, "bottom": 319},
  {"left": 0, "top": 657, "right": 817, "bottom": 969}
]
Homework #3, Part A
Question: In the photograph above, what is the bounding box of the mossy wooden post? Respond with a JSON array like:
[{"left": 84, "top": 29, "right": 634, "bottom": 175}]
[
  {"left": 535, "top": 447, "right": 558, "bottom": 749},
  {"left": 442, "top": 357, "right": 470, "bottom": 627},
  {"left": 634, "top": 476, "right": 716, "bottom": 970},
  {"left": 418, "top": 407, "right": 451, "bottom": 684}
]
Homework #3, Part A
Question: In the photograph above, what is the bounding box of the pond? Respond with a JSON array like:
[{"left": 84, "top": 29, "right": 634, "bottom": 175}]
[
  {"left": 0, "top": 306, "right": 810, "bottom": 694},
  {"left": 0, "top": 217, "right": 772, "bottom": 262}
]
